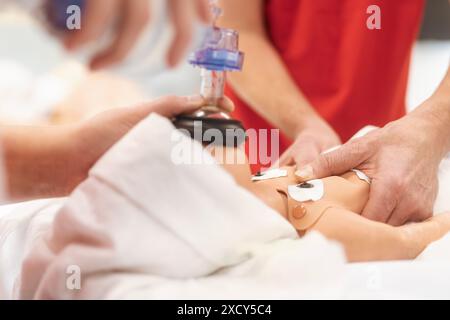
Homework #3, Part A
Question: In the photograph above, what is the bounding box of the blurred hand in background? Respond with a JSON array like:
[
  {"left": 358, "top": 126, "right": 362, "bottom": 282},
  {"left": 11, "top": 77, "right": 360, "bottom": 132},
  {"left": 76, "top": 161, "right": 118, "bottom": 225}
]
[{"left": 59, "top": 0, "right": 211, "bottom": 70}]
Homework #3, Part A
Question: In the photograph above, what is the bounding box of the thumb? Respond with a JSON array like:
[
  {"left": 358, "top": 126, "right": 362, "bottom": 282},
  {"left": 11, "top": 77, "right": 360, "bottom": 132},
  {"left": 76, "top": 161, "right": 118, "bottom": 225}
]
[
  {"left": 295, "top": 140, "right": 366, "bottom": 181},
  {"left": 362, "top": 180, "right": 396, "bottom": 223}
]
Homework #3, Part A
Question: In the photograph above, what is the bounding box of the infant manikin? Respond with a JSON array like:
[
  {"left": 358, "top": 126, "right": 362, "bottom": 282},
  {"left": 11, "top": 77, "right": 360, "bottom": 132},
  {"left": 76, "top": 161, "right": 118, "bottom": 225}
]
[
  {"left": 252, "top": 167, "right": 370, "bottom": 235},
  {"left": 211, "top": 146, "right": 450, "bottom": 262}
]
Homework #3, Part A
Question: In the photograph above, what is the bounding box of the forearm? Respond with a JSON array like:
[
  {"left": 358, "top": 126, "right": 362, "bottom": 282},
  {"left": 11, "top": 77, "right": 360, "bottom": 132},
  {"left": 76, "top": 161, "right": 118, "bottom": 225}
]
[
  {"left": 227, "top": 33, "right": 318, "bottom": 139},
  {"left": 1, "top": 125, "right": 79, "bottom": 201},
  {"left": 312, "top": 207, "right": 409, "bottom": 262},
  {"left": 219, "top": 0, "right": 319, "bottom": 140},
  {"left": 312, "top": 207, "right": 449, "bottom": 262}
]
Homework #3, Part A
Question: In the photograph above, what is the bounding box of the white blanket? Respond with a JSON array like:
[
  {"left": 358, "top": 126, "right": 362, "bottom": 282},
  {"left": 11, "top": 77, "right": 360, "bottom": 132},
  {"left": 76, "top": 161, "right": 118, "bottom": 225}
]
[{"left": 1, "top": 115, "right": 450, "bottom": 299}]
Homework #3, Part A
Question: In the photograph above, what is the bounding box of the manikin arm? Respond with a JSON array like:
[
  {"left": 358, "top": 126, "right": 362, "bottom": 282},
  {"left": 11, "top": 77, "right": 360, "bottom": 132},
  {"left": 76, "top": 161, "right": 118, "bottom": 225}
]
[{"left": 311, "top": 207, "right": 450, "bottom": 262}]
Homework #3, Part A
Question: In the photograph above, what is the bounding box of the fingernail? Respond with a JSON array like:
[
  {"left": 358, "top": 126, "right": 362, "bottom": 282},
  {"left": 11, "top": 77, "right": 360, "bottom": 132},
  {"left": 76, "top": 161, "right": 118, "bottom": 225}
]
[
  {"left": 186, "top": 95, "right": 204, "bottom": 107},
  {"left": 295, "top": 165, "right": 314, "bottom": 181}
]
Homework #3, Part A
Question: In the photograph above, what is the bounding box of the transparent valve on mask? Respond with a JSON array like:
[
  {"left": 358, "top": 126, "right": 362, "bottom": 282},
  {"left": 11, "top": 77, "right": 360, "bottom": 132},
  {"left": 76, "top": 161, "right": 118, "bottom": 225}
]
[
  {"left": 194, "top": 69, "right": 229, "bottom": 119},
  {"left": 173, "top": 1, "right": 246, "bottom": 146},
  {"left": 187, "top": 6, "right": 244, "bottom": 120}
]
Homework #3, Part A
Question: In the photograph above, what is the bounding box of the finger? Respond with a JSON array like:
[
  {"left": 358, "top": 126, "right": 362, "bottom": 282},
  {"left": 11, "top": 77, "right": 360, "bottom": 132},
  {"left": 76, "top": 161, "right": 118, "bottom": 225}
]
[
  {"left": 132, "top": 95, "right": 206, "bottom": 121},
  {"left": 270, "top": 155, "right": 284, "bottom": 169},
  {"left": 217, "top": 96, "right": 235, "bottom": 113},
  {"left": 277, "top": 146, "right": 295, "bottom": 167},
  {"left": 279, "top": 156, "right": 295, "bottom": 167},
  {"left": 295, "top": 139, "right": 368, "bottom": 181},
  {"left": 194, "top": 0, "right": 212, "bottom": 23},
  {"left": 361, "top": 180, "right": 397, "bottom": 223},
  {"left": 90, "top": 0, "right": 151, "bottom": 70},
  {"left": 64, "top": 0, "right": 119, "bottom": 50},
  {"left": 388, "top": 192, "right": 435, "bottom": 226},
  {"left": 293, "top": 140, "right": 321, "bottom": 169},
  {"left": 387, "top": 201, "right": 413, "bottom": 226},
  {"left": 167, "top": 0, "right": 195, "bottom": 68}
]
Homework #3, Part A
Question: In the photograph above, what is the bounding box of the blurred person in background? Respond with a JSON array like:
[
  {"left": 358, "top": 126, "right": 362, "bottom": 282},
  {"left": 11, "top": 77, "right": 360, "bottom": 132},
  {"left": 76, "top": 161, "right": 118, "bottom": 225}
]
[
  {"left": 57, "top": 0, "right": 211, "bottom": 69},
  {"left": 0, "top": 0, "right": 216, "bottom": 202}
]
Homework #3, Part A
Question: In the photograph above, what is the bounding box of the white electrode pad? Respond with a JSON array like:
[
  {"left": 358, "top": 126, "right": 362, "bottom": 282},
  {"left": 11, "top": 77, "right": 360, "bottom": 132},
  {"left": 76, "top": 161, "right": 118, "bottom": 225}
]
[
  {"left": 252, "top": 168, "right": 288, "bottom": 181},
  {"left": 288, "top": 179, "right": 324, "bottom": 202},
  {"left": 352, "top": 169, "right": 371, "bottom": 185}
]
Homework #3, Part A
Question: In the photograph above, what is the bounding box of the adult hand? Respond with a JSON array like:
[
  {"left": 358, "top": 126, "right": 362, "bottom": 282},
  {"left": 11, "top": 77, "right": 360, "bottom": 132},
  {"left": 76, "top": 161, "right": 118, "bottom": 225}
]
[
  {"left": 71, "top": 95, "right": 233, "bottom": 184},
  {"left": 3, "top": 95, "right": 233, "bottom": 201},
  {"left": 294, "top": 104, "right": 449, "bottom": 226},
  {"left": 277, "top": 116, "right": 341, "bottom": 168},
  {"left": 61, "top": 0, "right": 211, "bottom": 69}
]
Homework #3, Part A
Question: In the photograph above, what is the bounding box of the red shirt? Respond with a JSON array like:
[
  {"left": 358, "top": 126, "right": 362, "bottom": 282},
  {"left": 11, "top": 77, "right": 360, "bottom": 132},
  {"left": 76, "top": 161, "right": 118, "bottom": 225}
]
[{"left": 226, "top": 0, "right": 424, "bottom": 171}]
